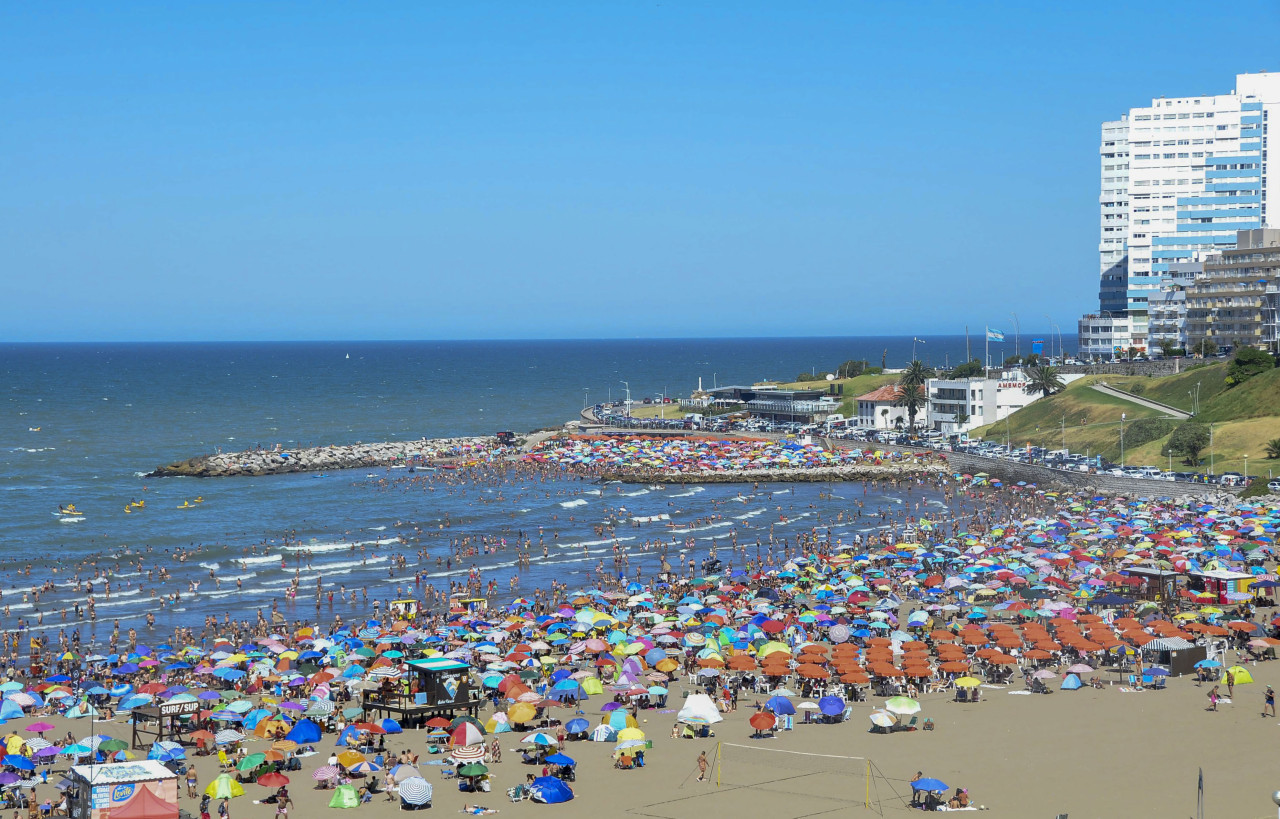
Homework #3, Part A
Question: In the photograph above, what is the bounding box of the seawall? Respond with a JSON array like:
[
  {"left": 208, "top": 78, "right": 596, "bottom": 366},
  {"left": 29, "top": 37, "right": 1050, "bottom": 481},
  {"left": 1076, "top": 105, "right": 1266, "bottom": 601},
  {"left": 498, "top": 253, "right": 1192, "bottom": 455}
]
[{"left": 147, "top": 437, "right": 497, "bottom": 478}]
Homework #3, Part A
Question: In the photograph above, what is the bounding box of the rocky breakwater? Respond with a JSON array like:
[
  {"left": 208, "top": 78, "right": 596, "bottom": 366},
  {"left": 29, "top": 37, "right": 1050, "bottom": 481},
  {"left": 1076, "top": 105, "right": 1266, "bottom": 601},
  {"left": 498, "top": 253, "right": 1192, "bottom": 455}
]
[
  {"left": 147, "top": 436, "right": 498, "bottom": 478},
  {"left": 601, "top": 460, "right": 949, "bottom": 484}
]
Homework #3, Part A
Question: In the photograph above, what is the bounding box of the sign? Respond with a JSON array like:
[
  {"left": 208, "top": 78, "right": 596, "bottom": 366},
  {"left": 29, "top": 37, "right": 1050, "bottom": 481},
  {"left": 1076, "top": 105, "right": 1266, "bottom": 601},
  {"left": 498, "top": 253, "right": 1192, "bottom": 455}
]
[
  {"left": 91, "top": 786, "right": 112, "bottom": 809},
  {"left": 441, "top": 674, "right": 459, "bottom": 701},
  {"left": 111, "top": 784, "right": 136, "bottom": 803},
  {"left": 158, "top": 700, "right": 201, "bottom": 717}
]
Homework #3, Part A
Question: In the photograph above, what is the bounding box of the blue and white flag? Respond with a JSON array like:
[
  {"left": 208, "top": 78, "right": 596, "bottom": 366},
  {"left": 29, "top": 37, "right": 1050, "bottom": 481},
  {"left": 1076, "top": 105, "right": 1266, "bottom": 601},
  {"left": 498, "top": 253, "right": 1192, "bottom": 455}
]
[{"left": 986, "top": 328, "right": 1005, "bottom": 342}]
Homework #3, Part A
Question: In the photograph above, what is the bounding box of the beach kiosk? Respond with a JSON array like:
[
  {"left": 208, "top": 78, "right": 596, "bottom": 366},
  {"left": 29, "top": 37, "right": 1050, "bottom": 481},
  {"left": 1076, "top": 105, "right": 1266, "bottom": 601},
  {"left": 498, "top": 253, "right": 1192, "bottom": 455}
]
[
  {"left": 362, "top": 657, "right": 481, "bottom": 727},
  {"left": 129, "top": 699, "right": 201, "bottom": 750},
  {"left": 67, "top": 761, "right": 179, "bottom": 819}
]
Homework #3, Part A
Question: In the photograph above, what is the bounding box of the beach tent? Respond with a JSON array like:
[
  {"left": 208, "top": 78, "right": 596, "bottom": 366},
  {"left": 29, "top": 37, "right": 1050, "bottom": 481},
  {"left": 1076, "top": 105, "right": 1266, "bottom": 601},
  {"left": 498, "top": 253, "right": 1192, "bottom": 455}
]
[
  {"left": 204, "top": 774, "right": 244, "bottom": 799},
  {"left": 285, "top": 718, "right": 321, "bottom": 744},
  {"left": 112, "top": 783, "right": 179, "bottom": 819},
  {"left": 678, "top": 693, "right": 723, "bottom": 725},
  {"left": 0, "top": 700, "right": 24, "bottom": 721},
  {"left": 328, "top": 784, "right": 360, "bottom": 809},
  {"left": 1060, "top": 674, "right": 1083, "bottom": 691},
  {"left": 1223, "top": 666, "right": 1254, "bottom": 685},
  {"left": 530, "top": 776, "right": 574, "bottom": 804},
  {"left": 335, "top": 726, "right": 361, "bottom": 747}
]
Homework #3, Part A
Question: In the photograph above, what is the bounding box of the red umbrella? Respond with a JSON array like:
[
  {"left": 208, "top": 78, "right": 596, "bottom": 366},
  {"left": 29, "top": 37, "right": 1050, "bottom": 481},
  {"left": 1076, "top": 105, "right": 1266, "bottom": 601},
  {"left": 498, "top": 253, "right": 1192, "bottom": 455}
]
[
  {"left": 257, "top": 772, "right": 289, "bottom": 787},
  {"left": 749, "top": 712, "right": 776, "bottom": 732}
]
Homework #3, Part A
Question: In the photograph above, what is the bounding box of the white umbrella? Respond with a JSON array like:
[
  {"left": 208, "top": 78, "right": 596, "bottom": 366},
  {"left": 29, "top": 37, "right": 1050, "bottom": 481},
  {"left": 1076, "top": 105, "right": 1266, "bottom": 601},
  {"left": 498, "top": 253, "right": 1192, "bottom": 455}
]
[{"left": 397, "top": 777, "right": 432, "bottom": 806}]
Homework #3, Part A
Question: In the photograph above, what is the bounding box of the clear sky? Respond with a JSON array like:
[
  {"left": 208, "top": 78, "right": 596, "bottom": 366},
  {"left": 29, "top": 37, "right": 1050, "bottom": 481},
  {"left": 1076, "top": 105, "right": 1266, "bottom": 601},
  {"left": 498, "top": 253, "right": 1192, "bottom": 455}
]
[{"left": 2, "top": 2, "right": 1276, "bottom": 341}]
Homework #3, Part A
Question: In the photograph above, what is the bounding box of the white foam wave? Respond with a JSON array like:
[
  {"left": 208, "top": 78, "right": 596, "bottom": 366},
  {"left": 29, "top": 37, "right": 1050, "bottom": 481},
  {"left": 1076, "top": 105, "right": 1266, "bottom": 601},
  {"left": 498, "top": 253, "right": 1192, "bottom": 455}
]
[{"left": 559, "top": 499, "right": 588, "bottom": 509}]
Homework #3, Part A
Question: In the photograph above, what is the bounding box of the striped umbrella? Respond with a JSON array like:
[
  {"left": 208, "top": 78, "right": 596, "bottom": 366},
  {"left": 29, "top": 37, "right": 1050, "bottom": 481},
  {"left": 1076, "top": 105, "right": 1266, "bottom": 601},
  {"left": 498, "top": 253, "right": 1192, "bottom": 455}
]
[
  {"left": 348, "top": 761, "right": 381, "bottom": 774},
  {"left": 311, "top": 766, "right": 339, "bottom": 781},
  {"left": 450, "top": 744, "right": 485, "bottom": 762},
  {"left": 214, "top": 730, "right": 246, "bottom": 745},
  {"left": 397, "top": 777, "right": 432, "bottom": 806}
]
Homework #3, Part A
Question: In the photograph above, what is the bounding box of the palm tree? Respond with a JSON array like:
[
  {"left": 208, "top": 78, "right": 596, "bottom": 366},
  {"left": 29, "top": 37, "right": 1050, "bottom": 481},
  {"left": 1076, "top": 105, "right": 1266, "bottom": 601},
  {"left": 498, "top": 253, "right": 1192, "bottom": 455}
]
[
  {"left": 1023, "top": 364, "right": 1066, "bottom": 398},
  {"left": 1265, "top": 437, "right": 1280, "bottom": 460},
  {"left": 895, "top": 359, "right": 932, "bottom": 430}
]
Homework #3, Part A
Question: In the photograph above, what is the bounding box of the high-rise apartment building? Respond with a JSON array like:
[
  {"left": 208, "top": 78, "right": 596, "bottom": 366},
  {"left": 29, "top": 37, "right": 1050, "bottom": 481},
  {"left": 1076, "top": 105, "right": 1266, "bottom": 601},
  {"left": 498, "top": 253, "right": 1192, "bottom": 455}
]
[{"left": 1079, "top": 72, "right": 1280, "bottom": 358}]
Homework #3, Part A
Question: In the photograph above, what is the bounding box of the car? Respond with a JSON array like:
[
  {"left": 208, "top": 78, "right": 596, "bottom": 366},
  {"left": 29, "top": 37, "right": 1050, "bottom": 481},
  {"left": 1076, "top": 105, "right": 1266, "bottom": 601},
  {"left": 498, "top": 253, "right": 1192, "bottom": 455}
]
[
  {"left": 1218, "top": 472, "right": 1246, "bottom": 487},
  {"left": 1269, "top": 479, "right": 1280, "bottom": 493}
]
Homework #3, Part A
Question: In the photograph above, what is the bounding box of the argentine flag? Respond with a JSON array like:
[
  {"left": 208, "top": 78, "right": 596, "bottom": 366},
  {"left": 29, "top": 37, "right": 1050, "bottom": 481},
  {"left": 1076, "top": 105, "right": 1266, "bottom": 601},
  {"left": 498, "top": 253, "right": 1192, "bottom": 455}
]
[{"left": 986, "top": 328, "right": 1005, "bottom": 342}]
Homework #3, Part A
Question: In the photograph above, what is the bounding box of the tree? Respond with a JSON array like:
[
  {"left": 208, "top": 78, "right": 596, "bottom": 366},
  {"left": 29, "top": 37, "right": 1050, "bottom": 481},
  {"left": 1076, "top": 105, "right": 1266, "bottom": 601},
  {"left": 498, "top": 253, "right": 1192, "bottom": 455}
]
[
  {"left": 894, "top": 360, "right": 933, "bottom": 430},
  {"left": 1003, "top": 355, "right": 1023, "bottom": 367},
  {"left": 836, "top": 360, "right": 868, "bottom": 379},
  {"left": 880, "top": 408, "right": 889, "bottom": 428},
  {"left": 946, "top": 358, "right": 984, "bottom": 379},
  {"left": 953, "top": 408, "right": 970, "bottom": 429},
  {"left": 1191, "top": 338, "right": 1217, "bottom": 358},
  {"left": 1023, "top": 365, "right": 1066, "bottom": 398},
  {"left": 1266, "top": 438, "right": 1280, "bottom": 460},
  {"left": 1168, "top": 422, "right": 1210, "bottom": 466},
  {"left": 1225, "top": 348, "right": 1275, "bottom": 387}
]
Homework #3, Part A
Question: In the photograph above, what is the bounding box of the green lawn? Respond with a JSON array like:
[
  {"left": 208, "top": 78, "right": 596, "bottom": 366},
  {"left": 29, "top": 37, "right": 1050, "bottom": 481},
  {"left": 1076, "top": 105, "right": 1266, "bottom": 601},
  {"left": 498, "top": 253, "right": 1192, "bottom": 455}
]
[{"left": 1097, "top": 362, "right": 1229, "bottom": 413}]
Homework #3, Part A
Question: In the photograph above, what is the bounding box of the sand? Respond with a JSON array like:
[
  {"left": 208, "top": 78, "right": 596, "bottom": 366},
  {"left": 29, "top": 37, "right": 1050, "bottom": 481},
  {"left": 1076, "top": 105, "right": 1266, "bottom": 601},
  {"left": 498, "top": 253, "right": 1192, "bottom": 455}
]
[{"left": 19, "top": 657, "right": 1280, "bottom": 819}]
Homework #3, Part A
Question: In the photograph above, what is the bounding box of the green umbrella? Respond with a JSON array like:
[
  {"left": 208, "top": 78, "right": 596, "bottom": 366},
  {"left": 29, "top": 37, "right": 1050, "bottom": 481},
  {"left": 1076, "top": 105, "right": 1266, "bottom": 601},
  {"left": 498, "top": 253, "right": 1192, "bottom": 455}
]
[
  {"left": 237, "top": 753, "right": 266, "bottom": 772},
  {"left": 98, "top": 739, "right": 129, "bottom": 753},
  {"left": 457, "top": 763, "right": 489, "bottom": 777},
  {"left": 342, "top": 707, "right": 364, "bottom": 719},
  {"left": 353, "top": 647, "right": 376, "bottom": 658}
]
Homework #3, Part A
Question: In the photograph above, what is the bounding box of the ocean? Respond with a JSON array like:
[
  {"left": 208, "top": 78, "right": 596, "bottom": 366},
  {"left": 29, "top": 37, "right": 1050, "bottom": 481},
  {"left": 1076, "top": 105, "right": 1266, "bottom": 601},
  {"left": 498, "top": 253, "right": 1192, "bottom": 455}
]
[{"left": 0, "top": 336, "right": 1066, "bottom": 641}]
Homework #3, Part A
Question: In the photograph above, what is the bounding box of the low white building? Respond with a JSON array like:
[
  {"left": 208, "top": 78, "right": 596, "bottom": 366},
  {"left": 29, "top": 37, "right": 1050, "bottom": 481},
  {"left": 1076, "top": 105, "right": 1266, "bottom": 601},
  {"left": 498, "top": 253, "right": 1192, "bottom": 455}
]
[
  {"left": 925, "top": 369, "right": 1083, "bottom": 435},
  {"left": 854, "top": 385, "right": 912, "bottom": 429}
]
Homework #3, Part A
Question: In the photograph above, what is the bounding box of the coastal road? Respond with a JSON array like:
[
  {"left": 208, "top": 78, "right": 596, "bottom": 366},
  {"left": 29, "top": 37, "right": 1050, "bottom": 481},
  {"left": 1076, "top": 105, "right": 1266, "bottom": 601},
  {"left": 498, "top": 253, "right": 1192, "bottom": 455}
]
[{"left": 1091, "top": 382, "right": 1192, "bottom": 419}]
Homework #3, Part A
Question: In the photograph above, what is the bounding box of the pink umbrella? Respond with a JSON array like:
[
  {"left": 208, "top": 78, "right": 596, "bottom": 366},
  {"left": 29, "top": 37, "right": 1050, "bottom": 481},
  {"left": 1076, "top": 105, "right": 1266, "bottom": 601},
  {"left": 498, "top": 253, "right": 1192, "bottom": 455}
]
[{"left": 25, "top": 722, "right": 54, "bottom": 733}]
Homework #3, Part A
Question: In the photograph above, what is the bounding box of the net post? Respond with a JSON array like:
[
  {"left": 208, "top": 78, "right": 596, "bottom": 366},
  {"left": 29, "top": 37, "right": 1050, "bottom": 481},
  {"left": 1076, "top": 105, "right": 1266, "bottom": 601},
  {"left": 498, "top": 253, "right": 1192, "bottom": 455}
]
[
  {"left": 715, "top": 741, "right": 721, "bottom": 787},
  {"left": 865, "top": 759, "right": 871, "bottom": 808}
]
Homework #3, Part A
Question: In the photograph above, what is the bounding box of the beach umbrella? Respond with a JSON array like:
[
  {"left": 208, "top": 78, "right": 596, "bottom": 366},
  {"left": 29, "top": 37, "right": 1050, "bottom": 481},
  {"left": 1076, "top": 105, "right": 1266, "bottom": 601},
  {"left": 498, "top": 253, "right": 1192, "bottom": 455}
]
[
  {"left": 868, "top": 710, "right": 897, "bottom": 728},
  {"left": 257, "top": 772, "right": 289, "bottom": 788},
  {"left": 215, "top": 730, "right": 245, "bottom": 745},
  {"left": 450, "top": 723, "right": 485, "bottom": 747},
  {"left": 237, "top": 753, "right": 266, "bottom": 772},
  {"left": 457, "top": 763, "right": 489, "bottom": 777},
  {"left": 765, "top": 695, "right": 795, "bottom": 716},
  {"left": 749, "top": 712, "right": 776, "bottom": 732},
  {"left": 818, "top": 696, "right": 845, "bottom": 717},
  {"left": 311, "top": 766, "right": 340, "bottom": 781},
  {"left": 544, "top": 753, "right": 575, "bottom": 767},
  {"left": 397, "top": 777, "right": 432, "bottom": 806},
  {"left": 3, "top": 756, "right": 33, "bottom": 771},
  {"left": 953, "top": 677, "right": 981, "bottom": 688},
  {"left": 348, "top": 761, "right": 381, "bottom": 774},
  {"left": 522, "top": 732, "right": 556, "bottom": 746},
  {"left": 884, "top": 696, "right": 921, "bottom": 715},
  {"left": 336, "top": 750, "right": 366, "bottom": 768},
  {"left": 912, "top": 777, "right": 949, "bottom": 792},
  {"left": 24, "top": 723, "right": 54, "bottom": 734}
]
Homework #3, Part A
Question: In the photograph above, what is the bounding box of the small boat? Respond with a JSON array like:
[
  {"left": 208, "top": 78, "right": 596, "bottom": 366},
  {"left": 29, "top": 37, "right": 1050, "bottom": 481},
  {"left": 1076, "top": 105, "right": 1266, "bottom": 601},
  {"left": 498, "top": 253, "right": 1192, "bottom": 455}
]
[
  {"left": 131, "top": 500, "right": 145, "bottom": 508},
  {"left": 345, "top": 353, "right": 350, "bottom": 359},
  {"left": 193, "top": 496, "right": 204, "bottom": 503},
  {"left": 178, "top": 501, "right": 194, "bottom": 509},
  {"left": 28, "top": 427, "right": 40, "bottom": 432},
  {"left": 55, "top": 504, "right": 84, "bottom": 516}
]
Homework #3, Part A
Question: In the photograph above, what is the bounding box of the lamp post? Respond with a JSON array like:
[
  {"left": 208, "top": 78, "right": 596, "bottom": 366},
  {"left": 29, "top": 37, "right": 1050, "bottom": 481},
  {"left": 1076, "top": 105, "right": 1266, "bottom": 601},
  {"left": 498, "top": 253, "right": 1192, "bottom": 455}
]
[
  {"left": 1210, "top": 423, "right": 1215, "bottom": 476},
  {"left": 1120, "top": 412, "right": 1126, "bottom": 467},
  {"left": 620, "top": 381, "right": 630, "bottom": 418},
  {"left": 1044, "top": 314, "right": 1054, "bottom": 361},
  {"left": 1010, "top": 313, "right": 1020, "bottom": 360}
]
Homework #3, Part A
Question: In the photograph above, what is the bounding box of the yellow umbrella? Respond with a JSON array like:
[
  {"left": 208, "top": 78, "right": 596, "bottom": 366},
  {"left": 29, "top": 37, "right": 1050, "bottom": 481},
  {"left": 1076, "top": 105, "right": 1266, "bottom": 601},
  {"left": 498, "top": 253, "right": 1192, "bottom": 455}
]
[
  {"left": 508, "top": 702, "right": 538, "bottom": 724},
  {"left": 655, "top": 659, "right": 678, "bottom": 673},
  {"left": 616, "top": 727, "right": 645, "bottom": 741},
  {"left": 953, "top": 677, "right": 981, "bottom": 688},
  {"left": 579, "top": 678, "right": 604, "bottom": 696},
  {"left": 337, "top": 750, "right": 366, "bottom": 768}
]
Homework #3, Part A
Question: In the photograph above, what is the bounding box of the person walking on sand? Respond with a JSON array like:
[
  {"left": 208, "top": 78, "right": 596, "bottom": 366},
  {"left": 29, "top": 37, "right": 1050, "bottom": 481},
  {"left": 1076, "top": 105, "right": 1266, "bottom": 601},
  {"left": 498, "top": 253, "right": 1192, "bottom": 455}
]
[
  {"left": 1263, "top": 685, "right": 1275, "bottom": 718},
  {"left": 186, "top": 767, "right": 198, "bottom": 799},
  {"left": 696, "top": 751, "right": 708, "bottom": 782},
  {"left": 1226, "top": 669, "right": 1235, "bottom": 699},
  {"left": 1207, "top": 685, "right": 1220, "bottom": 711}
]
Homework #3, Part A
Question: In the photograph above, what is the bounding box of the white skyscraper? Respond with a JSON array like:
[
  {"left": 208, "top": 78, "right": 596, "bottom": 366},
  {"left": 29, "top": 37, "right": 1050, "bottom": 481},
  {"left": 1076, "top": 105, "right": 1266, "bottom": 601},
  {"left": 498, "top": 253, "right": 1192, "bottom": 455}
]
[{"left": 1078, "top": 71, "right": 1280, "bottom": 358}]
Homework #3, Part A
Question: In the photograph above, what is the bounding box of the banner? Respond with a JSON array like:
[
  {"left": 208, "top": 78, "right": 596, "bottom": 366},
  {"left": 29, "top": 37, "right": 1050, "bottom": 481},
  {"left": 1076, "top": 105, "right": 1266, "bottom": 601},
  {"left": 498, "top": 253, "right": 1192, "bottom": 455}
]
[
  {"left": 1031, "top": 339, "right": 1044, "bottom": 356},
  {"left": 986, "top": 328, "right": 1004, "bottom": 342}
]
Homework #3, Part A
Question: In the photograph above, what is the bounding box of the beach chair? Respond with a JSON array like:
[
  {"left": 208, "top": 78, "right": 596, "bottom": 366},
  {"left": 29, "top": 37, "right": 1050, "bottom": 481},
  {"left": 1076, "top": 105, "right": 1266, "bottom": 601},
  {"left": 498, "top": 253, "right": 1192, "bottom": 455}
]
[{"left": 506, "top": 786, "right": 530, "bottom": 802}]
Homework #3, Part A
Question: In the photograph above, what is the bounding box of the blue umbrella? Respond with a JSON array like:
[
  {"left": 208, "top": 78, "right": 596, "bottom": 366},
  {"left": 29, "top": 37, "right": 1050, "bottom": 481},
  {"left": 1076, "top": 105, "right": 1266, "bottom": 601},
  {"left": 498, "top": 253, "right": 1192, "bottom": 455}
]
[
  {"left": 3, "top": 756, "right": 34, "bottom": 771},
  {"left": 817, "top": 696, "right": 845, "bottom": 717},
  {"left": 544, "top": 753, "right": 575, "bottom": 766},
  {"left": 565, "top": 718, "right": 589, "bottom": 734},
  {"left": 912, "top": 777, "right": 948, "bottom": 792},
  {"left": 765, "top": 696, "right": 796, "bottom": 716}
]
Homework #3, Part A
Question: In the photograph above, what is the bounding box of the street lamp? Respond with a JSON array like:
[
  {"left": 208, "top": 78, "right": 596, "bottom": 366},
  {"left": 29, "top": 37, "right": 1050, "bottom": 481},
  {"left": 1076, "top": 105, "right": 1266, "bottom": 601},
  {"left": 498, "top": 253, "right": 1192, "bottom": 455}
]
[
  {"left": 1120, "top": 412, "right": 1126, "bottom": 467},
  {"left": 1044, "top": 314, "right": 1053, "bottom": 361},
  {"left": 1010, "top": 313, "right": 1020, "bottom": 360},
  {"left": 620, "top": 381, "right": 631, "bottom": 418}
]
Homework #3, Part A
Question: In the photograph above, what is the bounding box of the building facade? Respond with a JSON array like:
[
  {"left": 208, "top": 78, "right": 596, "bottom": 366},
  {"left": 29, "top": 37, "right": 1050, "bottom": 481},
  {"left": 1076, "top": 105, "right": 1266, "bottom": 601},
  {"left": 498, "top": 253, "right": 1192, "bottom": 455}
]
[
  {"left": 924, "top": 370, "right": 1081, "bottom": 435},
  {"left": 1079, "top": 72, "right": 1280, "bottom": 356},
  {"left": 1184, "top": 228, "right": 1280, "bottom": 353}
]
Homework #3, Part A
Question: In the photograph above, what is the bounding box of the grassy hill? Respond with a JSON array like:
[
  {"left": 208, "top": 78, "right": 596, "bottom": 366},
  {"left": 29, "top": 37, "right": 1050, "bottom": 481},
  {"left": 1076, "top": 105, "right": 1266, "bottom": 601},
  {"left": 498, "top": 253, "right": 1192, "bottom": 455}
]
[
  {"left": 970, "top": 375, "right": 1163, "bottom": 460},
  {"left": 973, "top": 361, "right": 1280, "bottom": 477}
]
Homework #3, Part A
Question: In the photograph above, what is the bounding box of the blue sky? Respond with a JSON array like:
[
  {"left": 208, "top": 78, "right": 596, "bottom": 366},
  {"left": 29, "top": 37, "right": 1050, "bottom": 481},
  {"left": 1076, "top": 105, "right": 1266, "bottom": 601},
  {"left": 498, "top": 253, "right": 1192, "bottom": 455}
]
[{"left": 2, "top": 2, "right": 1276, "bottom": 341}]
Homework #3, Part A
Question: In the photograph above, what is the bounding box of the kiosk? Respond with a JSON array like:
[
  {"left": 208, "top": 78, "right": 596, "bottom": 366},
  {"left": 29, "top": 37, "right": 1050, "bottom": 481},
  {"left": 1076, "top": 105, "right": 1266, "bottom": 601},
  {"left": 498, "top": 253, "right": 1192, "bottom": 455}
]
[{"left": 68, "top": 761, "right": 178, "bottom": 819}]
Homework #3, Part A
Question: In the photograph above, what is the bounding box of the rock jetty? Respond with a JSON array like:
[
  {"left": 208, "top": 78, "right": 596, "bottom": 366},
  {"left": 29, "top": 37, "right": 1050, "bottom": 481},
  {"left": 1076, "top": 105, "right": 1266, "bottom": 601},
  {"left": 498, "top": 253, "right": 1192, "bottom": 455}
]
[{"left": 147, "top": 436, "right": 498, "bottom": 478}]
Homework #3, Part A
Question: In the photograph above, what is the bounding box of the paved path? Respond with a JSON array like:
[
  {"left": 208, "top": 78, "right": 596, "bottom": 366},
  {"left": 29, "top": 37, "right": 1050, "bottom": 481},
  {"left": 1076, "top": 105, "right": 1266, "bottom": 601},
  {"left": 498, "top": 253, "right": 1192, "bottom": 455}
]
[{"left": 1091, "top": 383, "right": 1192, "bottom": 420}]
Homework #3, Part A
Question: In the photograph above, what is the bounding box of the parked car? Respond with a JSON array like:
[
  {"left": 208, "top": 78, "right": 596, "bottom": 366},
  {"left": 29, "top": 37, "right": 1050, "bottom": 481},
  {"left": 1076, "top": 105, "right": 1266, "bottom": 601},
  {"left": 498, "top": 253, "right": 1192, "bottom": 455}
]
[{"left": 1268, "top": 479, "right": 1280, "bottom": 493}]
